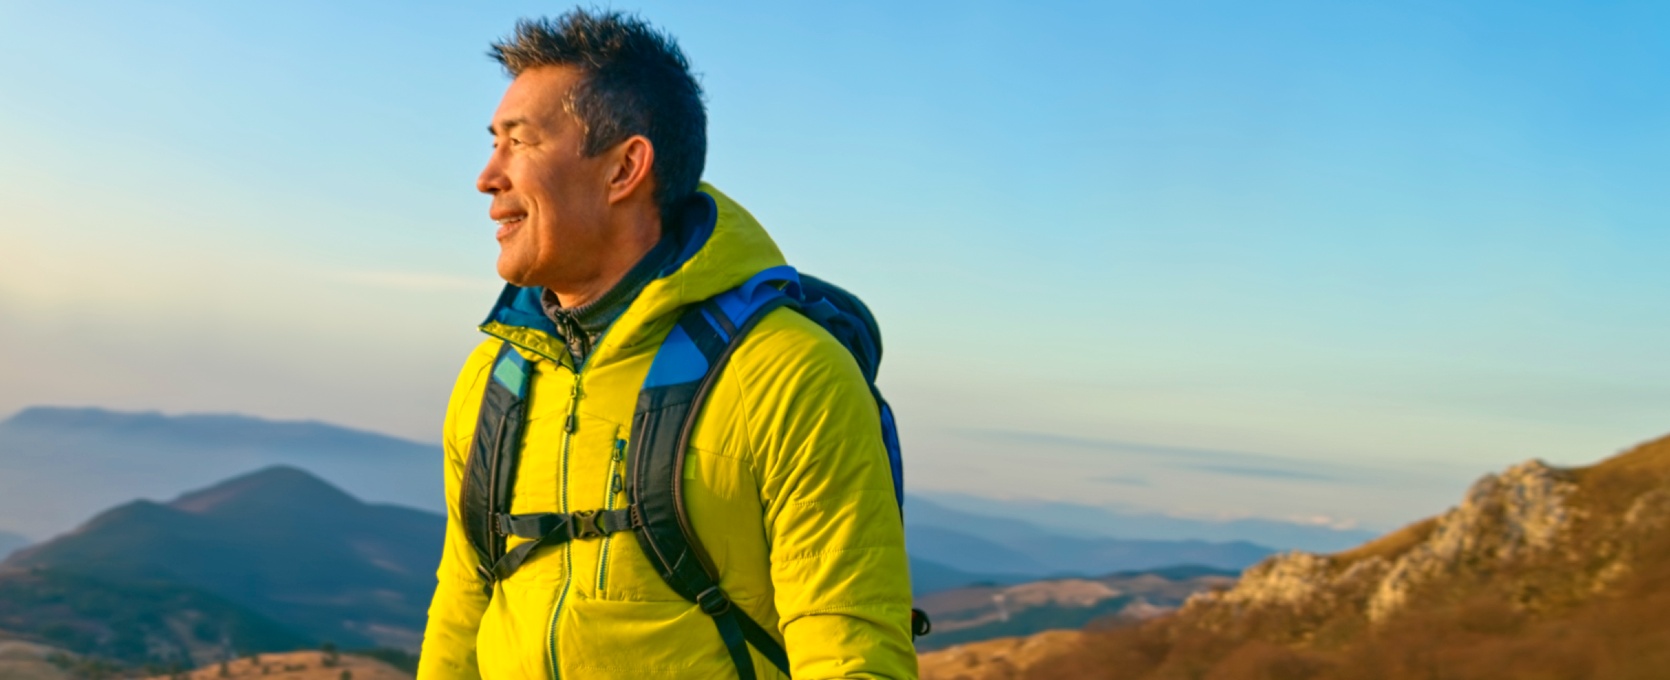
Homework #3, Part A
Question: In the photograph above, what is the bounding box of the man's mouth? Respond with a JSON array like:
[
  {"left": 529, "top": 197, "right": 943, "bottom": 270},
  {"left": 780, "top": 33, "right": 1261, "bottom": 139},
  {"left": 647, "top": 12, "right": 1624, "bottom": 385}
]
[{"left": 493, "top": 212, "right": 527, "bottom": 240}]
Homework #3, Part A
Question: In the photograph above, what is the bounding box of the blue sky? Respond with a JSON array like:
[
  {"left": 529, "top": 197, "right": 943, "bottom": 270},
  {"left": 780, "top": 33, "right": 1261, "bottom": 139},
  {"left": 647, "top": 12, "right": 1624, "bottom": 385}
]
[{"left": 2, "top": 0, "right": 1667, "bottom": 531}]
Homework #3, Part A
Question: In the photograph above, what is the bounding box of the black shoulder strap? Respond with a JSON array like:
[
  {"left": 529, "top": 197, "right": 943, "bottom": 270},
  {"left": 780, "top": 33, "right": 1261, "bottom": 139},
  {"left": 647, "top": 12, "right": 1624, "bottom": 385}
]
[
  {"left": 460, "top": 342, "right": 532, "bottom": 590},
  {"left": 462, "top": 343, "right": 646, "bottom": 588},
  {"left": 629, "top": 277, "right": 796, "bottom": 679}
]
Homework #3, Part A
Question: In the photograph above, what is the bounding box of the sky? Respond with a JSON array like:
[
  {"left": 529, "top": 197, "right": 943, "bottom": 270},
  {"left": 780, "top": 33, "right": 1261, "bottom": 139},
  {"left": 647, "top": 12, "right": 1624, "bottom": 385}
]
[{"left": 2, "top": 0, "right": 1668, "bottom": 532}]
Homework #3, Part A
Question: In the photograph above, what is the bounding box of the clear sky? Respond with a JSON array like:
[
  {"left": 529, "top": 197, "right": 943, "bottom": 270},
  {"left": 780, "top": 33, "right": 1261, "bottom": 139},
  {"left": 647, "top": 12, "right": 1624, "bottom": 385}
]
[{"left": 2, "top": 0, "right": 1667, "bottom": 531}]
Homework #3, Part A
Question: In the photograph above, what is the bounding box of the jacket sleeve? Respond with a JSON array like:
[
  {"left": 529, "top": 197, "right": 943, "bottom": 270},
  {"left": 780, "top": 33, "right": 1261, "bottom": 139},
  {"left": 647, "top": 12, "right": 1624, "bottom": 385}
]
[
  {"left": 417, "top": 351, "right": 494, "bottom": 680},
  {"left": 751, "top": 323, "right": 919, "bottom": 680}
]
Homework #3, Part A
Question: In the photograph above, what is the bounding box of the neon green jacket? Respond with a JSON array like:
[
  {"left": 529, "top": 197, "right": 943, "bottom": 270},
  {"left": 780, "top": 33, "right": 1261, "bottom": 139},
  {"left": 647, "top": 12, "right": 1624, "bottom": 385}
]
[{"left": 417, "top": 184, "right": 918, "bottom": 679}]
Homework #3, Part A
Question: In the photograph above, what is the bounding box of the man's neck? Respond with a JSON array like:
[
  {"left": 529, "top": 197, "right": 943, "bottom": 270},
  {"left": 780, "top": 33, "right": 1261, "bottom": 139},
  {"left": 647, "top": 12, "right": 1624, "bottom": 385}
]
[
  {"left": 548, "top": 211, "right": 662, "bottom": 308},
  {"left": 540, "top": 208, "right": 682, "bottom": 366}
]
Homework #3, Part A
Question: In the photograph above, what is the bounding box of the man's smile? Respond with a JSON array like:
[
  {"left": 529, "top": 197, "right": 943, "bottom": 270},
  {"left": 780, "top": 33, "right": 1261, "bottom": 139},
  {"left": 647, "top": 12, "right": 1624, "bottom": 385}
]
[{"left": 492, "top": 209, "right": 528, "bottom": 240}]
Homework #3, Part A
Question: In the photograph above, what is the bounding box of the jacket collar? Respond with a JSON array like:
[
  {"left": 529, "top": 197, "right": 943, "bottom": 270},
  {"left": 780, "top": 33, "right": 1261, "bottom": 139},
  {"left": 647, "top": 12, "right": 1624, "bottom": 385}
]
[{"left": 478, "top": 183, "right": 787, "bottom": 367}]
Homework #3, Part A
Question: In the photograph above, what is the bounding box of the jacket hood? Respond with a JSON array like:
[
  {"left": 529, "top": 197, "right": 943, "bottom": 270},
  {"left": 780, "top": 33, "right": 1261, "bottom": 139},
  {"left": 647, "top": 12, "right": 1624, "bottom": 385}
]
[{"left": 479, "top": 183, "right": 786, "bottom": 366}]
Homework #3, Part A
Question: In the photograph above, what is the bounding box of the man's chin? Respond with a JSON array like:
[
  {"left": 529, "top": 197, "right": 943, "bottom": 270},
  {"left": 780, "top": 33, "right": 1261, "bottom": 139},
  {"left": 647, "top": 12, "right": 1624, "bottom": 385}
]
[{"left": 495, "top": 260, "right": 536, "bottom": 288}]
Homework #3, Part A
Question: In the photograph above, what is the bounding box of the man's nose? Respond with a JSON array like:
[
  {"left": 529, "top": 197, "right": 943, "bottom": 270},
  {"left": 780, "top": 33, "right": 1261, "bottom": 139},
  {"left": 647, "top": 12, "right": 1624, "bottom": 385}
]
[{"left": 477, "top": 151, "right": 509, "bottom": 195}]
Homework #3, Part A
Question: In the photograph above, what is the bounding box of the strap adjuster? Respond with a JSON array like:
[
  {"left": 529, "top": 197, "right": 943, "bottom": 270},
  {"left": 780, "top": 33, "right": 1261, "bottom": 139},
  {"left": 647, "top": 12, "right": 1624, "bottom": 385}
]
[
  {"left": 696, "top": 586, "right": 731, "bottom": 616},
  {"left": 571, "top": 509, "right": 604, "bottom": 540}
]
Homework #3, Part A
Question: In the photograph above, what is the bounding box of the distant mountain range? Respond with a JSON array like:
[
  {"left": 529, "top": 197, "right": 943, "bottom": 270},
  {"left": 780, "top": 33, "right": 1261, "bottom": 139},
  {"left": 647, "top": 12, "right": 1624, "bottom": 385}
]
[
  {"left": 0, "top": 407, "right": 1369, "bottom": 555},
  {"left": 915, "top": 492, "right": 1378, "bottom": 553},
  {"left": 1, "top": 466, "right": 442, "bottom": 663},
  {"left": 0, "top": 407, "right": 443, "bottom": 539},
  {"left": 904, "top": 498, "right": 1272, "bottom": 577}
]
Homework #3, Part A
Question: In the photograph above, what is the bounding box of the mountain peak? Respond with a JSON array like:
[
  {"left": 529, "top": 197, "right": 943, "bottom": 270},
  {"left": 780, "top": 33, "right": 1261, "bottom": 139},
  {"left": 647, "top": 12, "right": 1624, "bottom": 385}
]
[
  {"left": 1, "top": 405, "right": 434, "bottom": 452},
  {"left": 170, "top": 465, "right": 360, "bottom": 515},
  {"left": 3, "top": 405, "right": 167, "bottom": 429}
]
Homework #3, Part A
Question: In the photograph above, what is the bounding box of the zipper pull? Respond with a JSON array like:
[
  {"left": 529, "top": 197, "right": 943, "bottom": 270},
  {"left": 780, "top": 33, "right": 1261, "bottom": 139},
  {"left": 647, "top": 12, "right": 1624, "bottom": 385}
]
[
  {"left": 612, "top": 438, "right": 626, "bottom": 462},
  {"left": 565, "top": 382, "right": 582, "bottom": 433}
]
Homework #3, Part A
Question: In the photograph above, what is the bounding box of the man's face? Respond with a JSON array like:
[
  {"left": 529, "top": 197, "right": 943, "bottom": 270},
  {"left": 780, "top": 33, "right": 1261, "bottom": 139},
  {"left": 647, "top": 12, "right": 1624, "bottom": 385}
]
[{"left": 478, "top": 66, "right": 614, "bottom": 289}]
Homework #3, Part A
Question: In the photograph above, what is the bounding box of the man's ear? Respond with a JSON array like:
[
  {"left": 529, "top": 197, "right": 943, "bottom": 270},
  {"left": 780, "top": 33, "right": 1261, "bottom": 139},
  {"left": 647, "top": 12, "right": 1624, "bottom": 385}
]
[{"left": 605, "top": 135, "right": 656, "bottom": 206}]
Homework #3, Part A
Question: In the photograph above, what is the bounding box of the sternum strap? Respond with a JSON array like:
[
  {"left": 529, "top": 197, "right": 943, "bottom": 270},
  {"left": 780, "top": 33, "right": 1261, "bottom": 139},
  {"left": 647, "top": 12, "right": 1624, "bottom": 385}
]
[{"left": 485, "top": 507, "right": 639, "bottom": 580}]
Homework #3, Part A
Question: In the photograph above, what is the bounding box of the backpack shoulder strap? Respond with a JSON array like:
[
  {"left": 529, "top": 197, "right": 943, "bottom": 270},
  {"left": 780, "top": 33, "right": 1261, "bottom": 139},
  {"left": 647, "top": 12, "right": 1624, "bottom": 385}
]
[
  {"left": 459, "top": 342, "right": 532, "bottom": 590},
  {"left": 629, "top": 266, "right": 799, "bottom": 679},
  {"left": 462, "top": 343, "right": 646, "bottom": 587}
]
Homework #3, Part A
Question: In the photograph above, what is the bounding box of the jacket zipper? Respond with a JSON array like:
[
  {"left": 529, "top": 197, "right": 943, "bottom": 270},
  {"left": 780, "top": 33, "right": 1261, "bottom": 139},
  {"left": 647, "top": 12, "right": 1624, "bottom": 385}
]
[
  {"left": 597, "top": 430, "right": 626, "bottom": 593},
  {"left": 546, "top": 377, "right": 584, "bottom": 679}
]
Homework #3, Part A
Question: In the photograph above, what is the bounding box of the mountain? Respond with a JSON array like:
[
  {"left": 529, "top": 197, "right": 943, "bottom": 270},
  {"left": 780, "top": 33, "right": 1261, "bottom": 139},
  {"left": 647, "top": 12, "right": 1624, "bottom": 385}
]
[
  {"left": 2, "top": 466, "right": 444, "bottom": 652},
  {"left": 0, "top": 407, "right": 443, "bottom": 539},
  {"left": 905, "top": 497, "right": 1273, "bottom": 580},
  {"left": 914, "top": 566, "right": 1235, "bottom": 652},
  {"left": 917, "top": 432, "right": 1670, "bottom": 680},
  {"left": 913, "top": 492, "right": 1378, "bottom": 553},
  {"left": 0, "top": 531, "right": 26, "bottom": 561},
  {"left": 909, "top": 557, "right": 1031, "bottom": 596}
]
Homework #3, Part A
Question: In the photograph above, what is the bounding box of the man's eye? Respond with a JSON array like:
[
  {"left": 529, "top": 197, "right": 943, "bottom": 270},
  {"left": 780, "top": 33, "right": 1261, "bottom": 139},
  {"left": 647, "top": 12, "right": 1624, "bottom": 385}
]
[{"left": 509, "top": 137, "right": 525, "bottom": 146}]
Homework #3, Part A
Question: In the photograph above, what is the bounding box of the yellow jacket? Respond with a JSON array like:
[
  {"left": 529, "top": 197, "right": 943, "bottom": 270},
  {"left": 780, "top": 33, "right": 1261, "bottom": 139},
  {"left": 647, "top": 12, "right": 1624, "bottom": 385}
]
[{"left": 418, "top": 184, "right": 918, "bottom": 680}]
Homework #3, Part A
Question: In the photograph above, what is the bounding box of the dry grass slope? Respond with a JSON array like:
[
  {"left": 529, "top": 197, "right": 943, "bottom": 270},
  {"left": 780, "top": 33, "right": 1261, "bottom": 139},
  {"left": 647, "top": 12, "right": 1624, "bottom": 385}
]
[
  {"left": 139, "top": 651, "right": 411, "bottom": 680},
  {"left": 0, "top": 639, "right": 79, "bottom": 680},
  {"left": 918, "top": 433, "right": 1670, "bottom": 680}
]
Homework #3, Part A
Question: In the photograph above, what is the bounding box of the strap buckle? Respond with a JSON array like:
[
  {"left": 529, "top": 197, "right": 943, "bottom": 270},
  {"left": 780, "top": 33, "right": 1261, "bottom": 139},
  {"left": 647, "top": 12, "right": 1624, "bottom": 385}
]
[
  {"left": 696, "top": 586, "right": 731, "bottom": 616},
  {"left": 571, "top": 509, "right": 604, "bottom": 540}
]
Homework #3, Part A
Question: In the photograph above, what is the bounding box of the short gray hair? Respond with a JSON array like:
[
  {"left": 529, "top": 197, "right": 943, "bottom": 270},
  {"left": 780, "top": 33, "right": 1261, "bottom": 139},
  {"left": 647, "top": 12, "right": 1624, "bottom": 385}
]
[{"left": 490, "top": 9, "right": 707, "bottom": 216}]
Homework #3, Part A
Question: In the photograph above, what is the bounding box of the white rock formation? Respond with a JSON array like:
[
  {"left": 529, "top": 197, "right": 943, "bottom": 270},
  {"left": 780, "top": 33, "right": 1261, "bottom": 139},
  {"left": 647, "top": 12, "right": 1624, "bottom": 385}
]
[{"left": 1184, "top": 459, "right": 1583, "bottom": 628}]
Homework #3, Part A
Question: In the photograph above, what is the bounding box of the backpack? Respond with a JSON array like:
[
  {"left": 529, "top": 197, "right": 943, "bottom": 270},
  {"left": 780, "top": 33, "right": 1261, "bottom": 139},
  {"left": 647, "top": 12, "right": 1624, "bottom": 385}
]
[{"left": 459, "top": 265, "right": 930, "bottom": 680}]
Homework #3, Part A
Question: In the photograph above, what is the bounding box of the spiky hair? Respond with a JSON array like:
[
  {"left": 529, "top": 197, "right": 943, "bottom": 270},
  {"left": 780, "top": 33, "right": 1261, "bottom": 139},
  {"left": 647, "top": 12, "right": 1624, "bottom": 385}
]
[{"left": 490, "top": 9, "right": 706, "bottom": 215}]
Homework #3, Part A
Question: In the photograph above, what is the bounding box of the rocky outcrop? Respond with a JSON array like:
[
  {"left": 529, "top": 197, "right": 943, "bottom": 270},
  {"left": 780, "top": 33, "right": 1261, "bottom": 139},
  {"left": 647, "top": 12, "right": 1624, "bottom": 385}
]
[
  {"left": 1366, "top": 460, "right": 1579, "bottom": 620},
  {"left": 1178, "top": 460, "right": 1586, "bottom": 639}
]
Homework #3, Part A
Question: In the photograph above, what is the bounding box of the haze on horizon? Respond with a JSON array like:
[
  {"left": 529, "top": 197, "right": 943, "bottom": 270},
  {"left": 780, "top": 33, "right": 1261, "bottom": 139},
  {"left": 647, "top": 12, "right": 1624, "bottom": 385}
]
[{"left": 2, "top": 0, "right": 1667, "bottom": 533}]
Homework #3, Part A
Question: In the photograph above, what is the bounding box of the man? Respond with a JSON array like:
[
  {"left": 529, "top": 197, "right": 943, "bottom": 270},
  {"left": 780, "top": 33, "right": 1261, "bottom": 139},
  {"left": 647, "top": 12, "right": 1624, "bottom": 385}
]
[{"left": 417, "top": 10, "right": 918, "bottom": 680}]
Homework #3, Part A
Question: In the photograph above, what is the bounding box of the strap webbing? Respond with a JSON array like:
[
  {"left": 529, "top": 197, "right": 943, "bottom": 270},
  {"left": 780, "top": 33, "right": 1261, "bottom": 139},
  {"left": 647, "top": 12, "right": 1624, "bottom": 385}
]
[
  {"left": 495, "top": 508, "right": 637, "bottom": 539},
  {"left": 462, "top": 343, "right": 531, "bottom": 592},
  {"left": 712, "top": 610, "right": 758, "bottom": 680},
  {"left": 699, "top": 588, "right": 790, "bottom": 679},
  {"left": 734, "top": 608, "right": 790, "bottom": 674},
  {"left": 485, "top": 508, "right": 639, "bottom": 580}
]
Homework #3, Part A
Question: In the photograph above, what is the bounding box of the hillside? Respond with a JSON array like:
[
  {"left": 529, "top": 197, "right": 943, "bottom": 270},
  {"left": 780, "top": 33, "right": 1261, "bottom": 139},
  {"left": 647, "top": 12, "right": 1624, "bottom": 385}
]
[
  {"left": 0, "top": 638, "right": 80, "bottom": 680},
  {"left": 915, "top": 566, "right": 1235, "bottom": 652},
  {"left": 1, "top": 466, "right": 444, "bottom": 656},
  {"left": 918, "top": 433, "right": 1670, "bottom": 679},
  {"left": 141, "top": 650, "right": 412, "bottom": 680},
  {"left": 0, "top": 569, "right": 309, "bottom": 668},
  {"left": 0, "top": 407, "right": 443, "bottom": 540}
]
